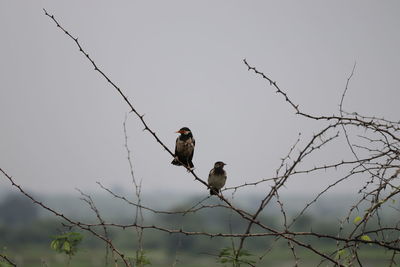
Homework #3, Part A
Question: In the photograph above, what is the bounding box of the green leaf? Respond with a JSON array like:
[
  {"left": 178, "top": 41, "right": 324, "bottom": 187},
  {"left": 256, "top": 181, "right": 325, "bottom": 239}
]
[
  {"left": 63, "top": 241, "right": 71, "bottom": 252},
  {"left": 217, "top": 246, "right": 255, "bottom": 265},
  {"left": 335, "top": 249, "right": 347, "bottom": 260},
  {"left": 361, "top": 235, "right": 372, "bottom": 242},
  {"left": 133, "top": 250, "right": 151, "bottom": 266},
  {"left": 353, "top": 216, "right": 362, "bottom": 224},
  {"left": 50, "top": 240, "right": 58, "bottom": 250},
  {"left": 50, "top": 232, "right": 83, "bottom": 257}
]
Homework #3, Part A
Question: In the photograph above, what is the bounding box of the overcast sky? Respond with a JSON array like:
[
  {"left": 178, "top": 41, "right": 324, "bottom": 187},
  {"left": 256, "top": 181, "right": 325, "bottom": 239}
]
[{"left": 0, "top": 1, "right": 399, "bottom": 199}]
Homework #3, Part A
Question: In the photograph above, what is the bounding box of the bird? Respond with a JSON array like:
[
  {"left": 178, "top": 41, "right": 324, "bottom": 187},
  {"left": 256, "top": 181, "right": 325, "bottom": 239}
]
[
  {"left": 171, "top": 127, "right": 195, "bottom": 169},
  {"left": 208, "top": 161, "right": 227, "bottom": 195}
]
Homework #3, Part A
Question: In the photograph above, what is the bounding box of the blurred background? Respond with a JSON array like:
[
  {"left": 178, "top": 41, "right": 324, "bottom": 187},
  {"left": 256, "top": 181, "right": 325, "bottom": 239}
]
[{"left": 0, "top": 1, "right": 399, "bottom": 266}]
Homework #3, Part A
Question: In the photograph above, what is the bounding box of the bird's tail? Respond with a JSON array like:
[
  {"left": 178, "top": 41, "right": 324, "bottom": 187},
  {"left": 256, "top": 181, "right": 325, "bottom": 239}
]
[
  {"left": 171, "top": 158, "right": 182, "bottom": 166},
  {"left": 210, "top": 188, "right": 219, "bottom": 195},
  {"left": 188, "top": 160, "right": 194, "bottom": 168},
  {"left": 171, "top": 158, "right": 194, "bottom": 169}
]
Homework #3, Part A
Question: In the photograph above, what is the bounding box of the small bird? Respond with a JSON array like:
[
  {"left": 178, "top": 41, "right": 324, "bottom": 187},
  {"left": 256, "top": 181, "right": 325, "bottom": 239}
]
[
  {"left": 171, "top": 127, "right": 195, "bottom": 169},
  {"left": 208, "top": 161, "right": 227, "bottom": 195}
]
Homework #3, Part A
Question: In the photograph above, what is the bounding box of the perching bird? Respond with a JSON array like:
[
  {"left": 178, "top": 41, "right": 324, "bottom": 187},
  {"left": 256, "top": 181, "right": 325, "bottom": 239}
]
[
  {"left": 171, "top": 127, "right": 195, "bottom": 168},
  {"left": 208, "top": 161, "right": 227, "bottom": 195}
]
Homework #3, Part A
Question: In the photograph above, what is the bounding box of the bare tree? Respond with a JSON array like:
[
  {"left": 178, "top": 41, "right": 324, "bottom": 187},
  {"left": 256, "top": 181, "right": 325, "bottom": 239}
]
[{"left": 1, "top": 9, "right": 399, "bottom": 267}]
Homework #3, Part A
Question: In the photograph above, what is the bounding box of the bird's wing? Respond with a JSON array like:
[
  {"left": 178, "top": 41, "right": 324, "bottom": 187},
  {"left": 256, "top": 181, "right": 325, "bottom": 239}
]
[
  {"left": 207, "top": 168, "right": 213, "bottom": 183},
  {"left": 174, "top": 137, "right": 179, "bottom": 155},
  {"left": 189, "top": 137, "right": 195, "bottom": 160}
]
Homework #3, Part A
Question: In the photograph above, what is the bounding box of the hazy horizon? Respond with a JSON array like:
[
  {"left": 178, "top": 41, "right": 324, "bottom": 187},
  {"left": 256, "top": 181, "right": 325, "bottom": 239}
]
[{"left": 1, "top": 1, "right": 399, "bottom": 197}]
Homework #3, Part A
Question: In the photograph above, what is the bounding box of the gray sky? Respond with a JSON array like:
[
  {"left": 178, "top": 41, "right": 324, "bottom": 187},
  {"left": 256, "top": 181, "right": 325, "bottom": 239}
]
[{"left": 0, "top": 1, "right": 399, "bottom": 197}]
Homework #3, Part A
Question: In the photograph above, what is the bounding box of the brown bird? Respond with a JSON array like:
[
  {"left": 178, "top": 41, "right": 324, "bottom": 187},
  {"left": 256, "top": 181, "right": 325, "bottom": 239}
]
[
  {"left": 171, "top": 127, "right": 195, "bottom": 169},
  {"left": 208, "top": 161, "right": 227, "bottom": 195}
]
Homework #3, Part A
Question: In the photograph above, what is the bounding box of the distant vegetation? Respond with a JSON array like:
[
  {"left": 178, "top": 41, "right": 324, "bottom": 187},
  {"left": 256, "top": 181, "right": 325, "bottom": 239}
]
[{"left": 0, "top": 193, "right": 396, "bottom": 266}]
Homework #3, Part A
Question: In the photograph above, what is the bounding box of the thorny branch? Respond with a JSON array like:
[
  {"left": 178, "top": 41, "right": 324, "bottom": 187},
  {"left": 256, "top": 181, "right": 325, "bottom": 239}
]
[
  {"left": 40, "top": 8, "right": 356, "bottom": 265},
  {"left": 0, "top": 253, "right": 16, "bottom": 267},
  {"left": 243, "top": 59, "right": 399, "bottom": 265},
  {"left": 76, "top": 188, "right": 116, "bottom": 265},
  {"left": 123, "top": 114, "right": 146, "bottom": 265}
]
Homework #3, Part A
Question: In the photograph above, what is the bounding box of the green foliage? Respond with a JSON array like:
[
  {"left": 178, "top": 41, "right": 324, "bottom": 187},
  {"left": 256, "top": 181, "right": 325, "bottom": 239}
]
[
  {"left": 360, "top": 235, "right": 372, "bottom": 242},
  {"left": 217, "top": 247, "right": 256, "bottom": 267},
  {"left": 128, "top": 250, "right": 151, "bottom": 267},
  {"left": 50, "top": 232, "right": 83, "bottom": 257},
  {"left": 334, "top": 249, "right": 352, "bottom": 267},
  {"left": 0, "top": 262, "right": 13, "bottom": 267},
  {"left": 353, "top": 216, "right": 362, "bottom": 224}
]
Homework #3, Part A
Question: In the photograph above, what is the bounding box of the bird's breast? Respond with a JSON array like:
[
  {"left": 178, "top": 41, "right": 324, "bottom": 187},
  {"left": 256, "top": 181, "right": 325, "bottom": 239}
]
[
  {"left": 208, "top": 173, "right": 227, "bottom": 189},
  {"left": 176, "top": 138, "right": 194, "bottom": 156}
]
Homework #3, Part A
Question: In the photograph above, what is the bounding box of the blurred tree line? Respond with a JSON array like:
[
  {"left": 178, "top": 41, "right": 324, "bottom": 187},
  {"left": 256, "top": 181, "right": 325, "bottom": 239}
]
[{"left": 0, "top": 193, "right": 393, "bottom": 256}]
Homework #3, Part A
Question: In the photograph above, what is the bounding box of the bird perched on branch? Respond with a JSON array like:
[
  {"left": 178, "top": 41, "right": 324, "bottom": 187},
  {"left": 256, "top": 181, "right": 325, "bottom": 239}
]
[
  {"left": 171, "top": 127, "right": 195, "bottom": 169},
  {"left": 208, "top": 161, "right": 227, "bottom": 195}
]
